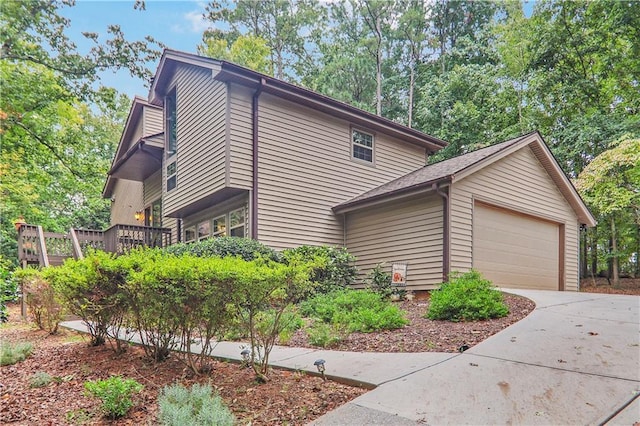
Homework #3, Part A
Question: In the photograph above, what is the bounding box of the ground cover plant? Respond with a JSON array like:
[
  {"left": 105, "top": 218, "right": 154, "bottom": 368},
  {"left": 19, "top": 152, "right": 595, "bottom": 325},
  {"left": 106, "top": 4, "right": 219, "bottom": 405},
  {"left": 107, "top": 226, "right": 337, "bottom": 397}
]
[
  {"left": 0, "top": 340, "right": 33, "bottom": 366},
  {"left": 158, "top": 383, "right": 235, "bottom": 426},
  {"left": 427, "top": 270, "right": 509, "bottom": 321},
  {"left": 84, "top": 376, "right": 144, "bottom": 419}
]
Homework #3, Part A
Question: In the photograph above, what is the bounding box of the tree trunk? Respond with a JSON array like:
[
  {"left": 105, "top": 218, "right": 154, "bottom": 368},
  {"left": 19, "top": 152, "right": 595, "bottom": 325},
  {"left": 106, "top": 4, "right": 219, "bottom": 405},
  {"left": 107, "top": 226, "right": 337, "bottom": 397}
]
[
  {"left": 408, "top": 64, "right": 415, "bottom": 127},
  {"left": 590, "top": 226, "right": 598, "bottom": 279},
  {"left": 580, "top": 227, "right": 588, "bottom": 278},
  {"left": 611, "top": 217, "right": 620, "bottom": 287},
  {"left": 375, "top": 14, "right": 382, "bottom": 116}
]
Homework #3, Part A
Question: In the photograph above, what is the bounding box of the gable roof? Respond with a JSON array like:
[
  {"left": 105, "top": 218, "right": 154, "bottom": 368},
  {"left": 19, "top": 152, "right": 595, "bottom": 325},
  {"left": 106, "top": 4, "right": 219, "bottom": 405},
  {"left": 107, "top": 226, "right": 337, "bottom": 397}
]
[
  {"left": 148, "top": 49, "right": 448, "bottom": 153},
  {"left": 334, "top": 131, "right": 596, "bottom": 227}
]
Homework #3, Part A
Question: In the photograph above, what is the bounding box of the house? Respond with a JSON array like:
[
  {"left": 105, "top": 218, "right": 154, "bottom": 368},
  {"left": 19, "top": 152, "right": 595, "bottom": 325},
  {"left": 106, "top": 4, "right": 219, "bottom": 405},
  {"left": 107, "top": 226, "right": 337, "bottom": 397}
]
[{"left": 105, "top": 49, "right": 595, "bottom": 292}]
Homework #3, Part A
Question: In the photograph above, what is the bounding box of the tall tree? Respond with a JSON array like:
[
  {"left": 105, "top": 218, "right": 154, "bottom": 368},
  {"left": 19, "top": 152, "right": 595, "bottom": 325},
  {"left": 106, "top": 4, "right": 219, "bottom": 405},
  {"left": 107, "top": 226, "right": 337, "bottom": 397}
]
[
  {"left": 198, "top": 32, "right": 273, "bottom": 74},
  {"left": 204, "top": 0, "right": 323, "bottom": 81}
]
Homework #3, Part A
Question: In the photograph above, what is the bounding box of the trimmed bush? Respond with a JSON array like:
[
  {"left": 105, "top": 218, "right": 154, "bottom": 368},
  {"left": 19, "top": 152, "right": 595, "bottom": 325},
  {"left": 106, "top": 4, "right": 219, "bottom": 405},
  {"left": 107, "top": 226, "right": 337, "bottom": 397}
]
[
  {"left": 84, "top": 376, "right": 143, "bottom": 419},
  {"left": 159, "top": 383, "right": 235, "bottom": 426},
  {"left": 16, "top": 268, "right": 64, "bottom": 333},
  {"left": 1, "top": 340, "right": 33, "bottom": 366},
  {"left": 306, "top": 321, "right": 345, "bottom": 348},
  {"left": 283, "top": 245, "right": 357, "bottom": 294},
  {"left": 301, "top": 289, "right": 408, "bottom": 333},
  {"left": 164, "top": 236, "right": 279, "bottom": 261},
  {"left": 426, "top": 270, "right": 509, "bottom": 321}
]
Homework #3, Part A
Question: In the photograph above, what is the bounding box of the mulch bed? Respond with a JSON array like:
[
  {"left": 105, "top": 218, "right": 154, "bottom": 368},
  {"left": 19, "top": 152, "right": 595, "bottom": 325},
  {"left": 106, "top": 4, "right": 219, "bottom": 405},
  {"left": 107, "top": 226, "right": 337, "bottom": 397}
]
[
  {"left": 286, "top": 293, "right": 535, "bottom": 353},
  {"left": 580, "top": 277, "right": 640, "bottom": 296}
]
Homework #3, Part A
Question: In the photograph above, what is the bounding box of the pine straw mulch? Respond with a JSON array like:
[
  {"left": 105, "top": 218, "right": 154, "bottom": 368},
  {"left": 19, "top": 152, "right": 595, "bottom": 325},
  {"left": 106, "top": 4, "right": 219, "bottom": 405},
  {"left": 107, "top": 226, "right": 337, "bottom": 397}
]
[{"left": 1, "top": 293, "right": 536, "bottom": 425}]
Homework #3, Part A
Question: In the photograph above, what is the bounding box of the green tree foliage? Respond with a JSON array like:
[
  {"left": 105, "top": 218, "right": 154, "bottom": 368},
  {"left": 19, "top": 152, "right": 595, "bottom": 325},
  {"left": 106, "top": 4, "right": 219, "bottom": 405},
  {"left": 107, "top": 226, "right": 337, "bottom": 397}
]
[
  {"left": 575, "top": 137, "right": 640, "bottom": 284},
  {"left": 198, "top": 33, "right": 273, "bottom": 74},
  {"left": 1, "top": 0, "right": 159, "bottom": 265}
]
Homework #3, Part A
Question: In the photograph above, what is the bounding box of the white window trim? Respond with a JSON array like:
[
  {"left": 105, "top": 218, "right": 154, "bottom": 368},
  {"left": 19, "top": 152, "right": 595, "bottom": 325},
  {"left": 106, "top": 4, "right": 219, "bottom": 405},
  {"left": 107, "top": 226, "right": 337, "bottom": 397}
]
[
  {"left": 212, "top": 215, "right": 227, "bottom": 237},
  {"left": 229, "top": 208, "right": 246, "bottom": 237},
  {"left": 184, "top": 225, "right": 196, "bottom": 243},
  {"left": 351, "top": 128, "right": 375, "bottom": 164}
]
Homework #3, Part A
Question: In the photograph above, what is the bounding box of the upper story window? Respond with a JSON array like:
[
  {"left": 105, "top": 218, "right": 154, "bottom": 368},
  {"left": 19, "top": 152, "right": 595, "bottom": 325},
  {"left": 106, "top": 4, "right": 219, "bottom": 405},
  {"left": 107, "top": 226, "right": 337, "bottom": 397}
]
[
  {"left": 166, "top": 89, "right": 177, "bottom": 155},
  {"left": 352, "top": 129, "right": 374, "bottom": 163},
  {"left": 166, "top": 161, "right": 177, "bottom": 191}
]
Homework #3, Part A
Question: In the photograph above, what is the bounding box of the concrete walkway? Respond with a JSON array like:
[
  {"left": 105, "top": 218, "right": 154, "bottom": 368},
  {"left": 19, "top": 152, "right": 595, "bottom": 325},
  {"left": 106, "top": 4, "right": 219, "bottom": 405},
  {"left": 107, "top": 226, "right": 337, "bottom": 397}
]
[{"left": 61, "top": 289, "right": 640, "bottom": 425}]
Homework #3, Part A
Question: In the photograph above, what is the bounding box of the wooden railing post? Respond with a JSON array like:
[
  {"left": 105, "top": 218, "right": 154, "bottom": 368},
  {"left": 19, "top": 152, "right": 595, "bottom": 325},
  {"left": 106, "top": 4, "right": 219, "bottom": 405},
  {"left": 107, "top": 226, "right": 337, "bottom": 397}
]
[
  {"left": 36, "top": 225, "right": 50, "bottom": 268},
  {"left": 69, "top": 228, "right": 84, "bottom": 260}
]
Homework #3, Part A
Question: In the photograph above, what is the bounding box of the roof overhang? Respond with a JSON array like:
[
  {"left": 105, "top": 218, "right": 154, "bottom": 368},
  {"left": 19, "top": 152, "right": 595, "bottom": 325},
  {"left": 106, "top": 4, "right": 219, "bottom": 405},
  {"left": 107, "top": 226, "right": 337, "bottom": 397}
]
[{"left": 107, "top": 138, "right": 163, "bottom": 181}]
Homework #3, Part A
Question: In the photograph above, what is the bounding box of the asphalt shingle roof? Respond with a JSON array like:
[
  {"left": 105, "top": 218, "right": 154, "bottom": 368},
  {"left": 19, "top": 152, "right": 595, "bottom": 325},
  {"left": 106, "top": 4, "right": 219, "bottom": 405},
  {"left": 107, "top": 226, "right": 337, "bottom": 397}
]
[{"left": 335, "top": 133, "right": 535, "bottom": 211}]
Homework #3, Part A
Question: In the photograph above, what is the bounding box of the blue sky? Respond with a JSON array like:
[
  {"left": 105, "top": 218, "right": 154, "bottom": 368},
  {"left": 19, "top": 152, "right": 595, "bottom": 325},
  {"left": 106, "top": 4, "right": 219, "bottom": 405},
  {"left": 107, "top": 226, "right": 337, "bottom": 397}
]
[{"left": 62, "top": 1, "right": 211, "bottom": 98}]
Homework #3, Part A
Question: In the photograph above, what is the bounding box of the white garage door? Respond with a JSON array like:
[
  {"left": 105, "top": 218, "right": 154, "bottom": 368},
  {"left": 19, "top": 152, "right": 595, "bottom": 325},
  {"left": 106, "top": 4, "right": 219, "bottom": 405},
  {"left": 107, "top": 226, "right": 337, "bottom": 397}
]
[{"left": 473, "top": 203, "right": 560, "bottom": 290}]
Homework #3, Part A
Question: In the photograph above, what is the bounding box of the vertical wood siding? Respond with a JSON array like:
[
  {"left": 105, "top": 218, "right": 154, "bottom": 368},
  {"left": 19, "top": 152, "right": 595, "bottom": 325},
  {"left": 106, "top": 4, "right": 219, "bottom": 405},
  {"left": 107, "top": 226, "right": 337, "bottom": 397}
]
[
  {"left": 163, "top": 64, "right": 227, "bottom": 217},
  {"left": 256, "top": 93, "right": 427, "bottom": 250},
  {"left": 346, "top": 194, "right": 443, "bottom": 289},
  {"left": 450, "top": 146, "right": 581, "bottom": 290},
  {"left": 228, "top": 84, "right": 254, "bottom": 190},
  {"left": 142, "top": 105, "right": 163, "bottom": 136},
  {"left": 110, "top": 179, "right": 144, "bottom": 226}
]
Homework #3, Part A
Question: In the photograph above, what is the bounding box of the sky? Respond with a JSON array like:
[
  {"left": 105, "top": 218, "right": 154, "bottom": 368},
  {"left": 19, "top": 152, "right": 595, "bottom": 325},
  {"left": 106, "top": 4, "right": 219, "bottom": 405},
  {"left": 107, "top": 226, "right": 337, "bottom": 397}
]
[{"left": 61, "top": 1, "right": 212, "bottom": 98}]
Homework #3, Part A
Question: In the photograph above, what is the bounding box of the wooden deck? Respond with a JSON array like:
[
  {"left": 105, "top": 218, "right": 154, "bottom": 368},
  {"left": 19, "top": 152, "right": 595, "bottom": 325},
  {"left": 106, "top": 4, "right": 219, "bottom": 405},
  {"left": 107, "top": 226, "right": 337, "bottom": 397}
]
[{"left": 17, "top": 224, "right": 172, "bottom": 267}]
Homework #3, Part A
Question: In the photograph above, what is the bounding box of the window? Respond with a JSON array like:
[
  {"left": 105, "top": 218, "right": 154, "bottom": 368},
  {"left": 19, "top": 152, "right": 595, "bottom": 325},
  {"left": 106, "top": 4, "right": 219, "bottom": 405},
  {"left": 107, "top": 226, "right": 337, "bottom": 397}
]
[
  {"left": 185, "top": 226, "right": 196, "bottom": 243},
  {"left": 352, "top": 129, "right": 373, "bottom": 162},
  {"left": 166, "top": 89, "right": 177, "bottom": 155},
  {"left": 198, "top": 220, "right": 211, "bottom": 240},
  {"left": 213, "top": 216, "right": 226, "bottom": 237},
  {"left": 229, "top": 208, "right": 245, "bottom": 237},
  {"left": 144, "top": 199, "right": 162, "bottom": 228},
  {"left": 167, "top": 161, "right": 177, "bottom": 191}
]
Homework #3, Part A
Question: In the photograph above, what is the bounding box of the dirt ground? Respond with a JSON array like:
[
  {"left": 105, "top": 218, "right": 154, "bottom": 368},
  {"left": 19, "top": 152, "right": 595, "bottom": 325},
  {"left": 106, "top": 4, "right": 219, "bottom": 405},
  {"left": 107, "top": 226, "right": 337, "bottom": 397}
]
[
  {"left": 580, "top": 277, "right": 640, "bottom": 295},
  {"left": 1, "top": 293, "right": 534, "bottom": 424}
]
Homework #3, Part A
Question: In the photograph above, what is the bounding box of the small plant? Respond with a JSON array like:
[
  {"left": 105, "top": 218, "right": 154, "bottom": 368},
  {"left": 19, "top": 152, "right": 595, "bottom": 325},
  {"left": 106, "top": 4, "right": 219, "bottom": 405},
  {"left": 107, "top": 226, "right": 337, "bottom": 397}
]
[
  {"left": 84, "top": 376, "right": 143, "bottom": 419},
  {"left": 301, "top": 289, "right": 408, "bottom": 333},
  {"left": 426, "top": 270, "right": 509, "bottom": 321},
  {"left": 282, "top": 245, "right": 357, "bottom": 294},
  {"left": 158, "top": 383, "right": 235, "bottom": 426},
  {"left": 306, "top": 321, "right": 345, "bottom": 348},
  {"left": 29, "top": 371, "right": 53, "bottom": 388},
  {"left": 16, "top": 268, "right": 64, "bottom": 333},
  {"left": 365, "top": 263, "right": 393, "bottom": 299},
  {"left": 0, "top": 340, "right": 33, "bottom": 366}
]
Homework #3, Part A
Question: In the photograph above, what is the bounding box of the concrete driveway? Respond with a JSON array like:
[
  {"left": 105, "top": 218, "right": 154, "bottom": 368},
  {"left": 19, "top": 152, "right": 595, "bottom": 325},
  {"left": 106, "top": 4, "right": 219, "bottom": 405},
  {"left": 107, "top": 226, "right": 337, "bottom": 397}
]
[{"left": 312, "top": 289, "right": 640, "bottom": 425}]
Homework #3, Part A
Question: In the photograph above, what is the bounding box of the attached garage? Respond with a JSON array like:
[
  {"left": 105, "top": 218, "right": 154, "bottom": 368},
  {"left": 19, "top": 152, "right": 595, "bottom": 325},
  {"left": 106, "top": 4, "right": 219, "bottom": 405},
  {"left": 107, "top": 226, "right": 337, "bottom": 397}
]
[
  {"left": 335, "top": 131, "right": 596, "bottom": 292},
  {"left": 473, "top": 202, "right": 562, "bottom": 290}
]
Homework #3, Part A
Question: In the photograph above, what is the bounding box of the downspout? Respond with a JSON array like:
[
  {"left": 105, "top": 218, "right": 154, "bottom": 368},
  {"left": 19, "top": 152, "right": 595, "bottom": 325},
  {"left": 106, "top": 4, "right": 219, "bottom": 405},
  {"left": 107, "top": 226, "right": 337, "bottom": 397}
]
[
  {"left": 434, "top": 182, "right": 450, "bottom": 282},
  {"left": 251, "top": 78, "right": 265, "bottom": 239}
]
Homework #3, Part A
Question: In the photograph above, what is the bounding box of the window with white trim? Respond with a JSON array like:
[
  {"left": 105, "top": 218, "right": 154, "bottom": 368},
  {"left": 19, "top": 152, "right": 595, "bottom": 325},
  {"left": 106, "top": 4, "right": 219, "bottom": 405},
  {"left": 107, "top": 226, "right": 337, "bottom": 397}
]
[
  {"left": 166, "top": 89, "right": 177, "bottom": 155},
  {"left": 197, "top": 220, "right": 211, "bottom": 240},
  {"left": 352, "top": 129, "right": 373, "bottom": 162},
  {"left": 229, "top": 208, "right": 245, "bottom": 237},
  {"left": 166, "top": 161, "right": 177, "bottom": 191},
  {"left": 185, "top": 226, "right": 196, "bottom": 243},
  {"left": 212, "top": 215, "right": 226, "bottom": 237}
]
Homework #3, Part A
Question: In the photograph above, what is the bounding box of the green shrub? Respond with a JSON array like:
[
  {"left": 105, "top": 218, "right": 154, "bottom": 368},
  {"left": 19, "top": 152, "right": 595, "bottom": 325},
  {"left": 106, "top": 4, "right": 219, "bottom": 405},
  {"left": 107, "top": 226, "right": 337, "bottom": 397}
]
[
  {"left": 365, "top": 263, "right": 393, "bottom": 299},
  {"left": 426, "top": 270, "right": 509, "bottom": 321},
  {"left": 84, "top": 376, "right": 143, "bottom": 419},
  {"left": 15, "top": 268, "right": 63, "bottom": 333},
  {"left": 301, "top": 289, "right": 408, "bottom": 333},
  {"left": 0, "top": 340, "right": 33, "bottom": 366},
  {"left": 164, "top": 236, "right": 279, "bottom": 261},
  {"left": 159, "top": 383, "right": 235, "bottom": 426},
  {"left": 282, "top": 245, "right": 357, "bottom": 294},
  {"left": 44, "top": 250, "right": 130, "bottom": 349},
  {"left": 30, "top": 371, "right": 53, "bottom": 388},
  {"left": 306, "top": 322, "right": 345, "bottom": 348},
  {"left": 0, "top": 258, "right": 19, "bottom": 323}
]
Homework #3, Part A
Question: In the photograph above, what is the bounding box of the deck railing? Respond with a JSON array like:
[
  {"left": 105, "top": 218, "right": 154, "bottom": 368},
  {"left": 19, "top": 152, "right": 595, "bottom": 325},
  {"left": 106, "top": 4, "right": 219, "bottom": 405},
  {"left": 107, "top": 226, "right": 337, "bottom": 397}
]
[{"left": 17, "top": 224, "right": 172, "bottom": 267}]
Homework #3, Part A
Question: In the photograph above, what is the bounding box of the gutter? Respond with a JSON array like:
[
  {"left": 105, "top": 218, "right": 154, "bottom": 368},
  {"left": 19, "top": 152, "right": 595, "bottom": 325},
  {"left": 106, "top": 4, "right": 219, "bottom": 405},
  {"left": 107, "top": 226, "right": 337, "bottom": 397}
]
[
  {"left": 251, "top": 78, "right": 265, "bottom": 239},
  {"left": 434, "top": 182, "right": 451, "bottom": 282}
]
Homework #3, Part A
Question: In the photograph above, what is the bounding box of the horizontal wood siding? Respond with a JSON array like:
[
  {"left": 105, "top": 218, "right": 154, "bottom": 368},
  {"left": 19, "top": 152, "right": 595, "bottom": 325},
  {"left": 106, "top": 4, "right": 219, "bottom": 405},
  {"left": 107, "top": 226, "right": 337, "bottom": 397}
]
[
  {"left": 257, "top": 93, "right": 427, "bottom": 250},
  {"left": 346, "top": 194, "right": 443, "bottom": 290},
  {"left": 142, "top": 105, "right": 163, "bottom": 136},
  {"left": 143, "top": 170, "right": 162, "bottom": 205},
  {"left": 163, "top": 64, "right": 227, "bottom": 217},
  {"left": 450, "top": 146, "right": 581, "bottom": 290},
  {"left": 130, "top": 116, "right": 144, "bottom": 144},
  {"left": 110, "top": 179, "right": 143, "bottom": 226},
  {"left": 228, "top": 84, "right": 253, "bottom": 190}
]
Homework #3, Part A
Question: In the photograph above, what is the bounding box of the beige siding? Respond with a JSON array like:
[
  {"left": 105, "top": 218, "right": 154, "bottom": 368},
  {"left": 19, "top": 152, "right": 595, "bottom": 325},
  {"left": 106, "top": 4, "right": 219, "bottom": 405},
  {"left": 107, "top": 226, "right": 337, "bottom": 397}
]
[
  {"left": 182, "top": 194, "right": 249, "bottom": 232},
  {"left": 130, "top": 116, "right": 144, "bottom": 144},
  {"left": 143, "top": 170, "right": 162, "bottom": 206},
  {"left": 450, "top": 146, "right": 581, "bottom": 291},
  {"left": 228, "top": 84, "right": 254, "bottom": 190},
  {"left": 257, "top": 93, "right": 427, "bottom": 250},
  {"left": 163, "top": 64, "right": 227, "bottom": 217},
  {"left": 110, "top": 179, "right": 144, "bottom": 226},
  {"left": 346, "top": 194, "right": 443, "bottom": 290},
  {"left": 142, "top": 105, "right": 163, "bottom": 136}
]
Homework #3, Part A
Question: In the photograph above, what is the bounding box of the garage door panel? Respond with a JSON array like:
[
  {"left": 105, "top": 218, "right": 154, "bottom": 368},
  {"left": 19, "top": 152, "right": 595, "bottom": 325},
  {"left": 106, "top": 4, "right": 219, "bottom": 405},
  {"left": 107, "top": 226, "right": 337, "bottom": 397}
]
[{"left": 474, "top": 204, "right": 559, "bottom": 290}]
